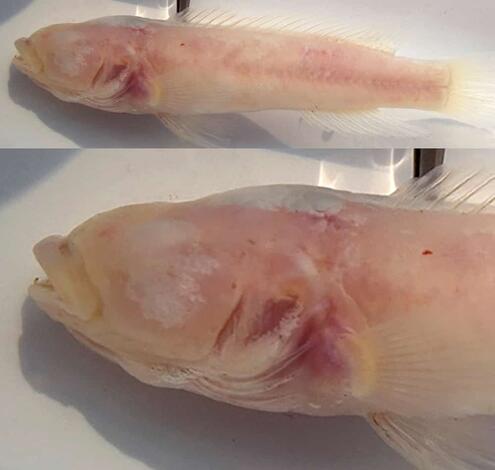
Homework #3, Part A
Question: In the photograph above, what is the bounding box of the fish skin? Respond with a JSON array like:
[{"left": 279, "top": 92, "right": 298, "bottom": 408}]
[{"left": 14, "top": 13, "right": 495, "bottom": 144}]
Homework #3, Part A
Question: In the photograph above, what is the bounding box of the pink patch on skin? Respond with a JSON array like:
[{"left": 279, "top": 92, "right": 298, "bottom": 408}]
[
  {"left": 126, "top": 71, "right": 149, "bottom": 100},
  {"left": 248, "top": 295, "right": 300, "bottom": 341},
  {"left": 105, "top": 64, "right": 127, "bottom": 83},
  {"left": 292, "top": 298, "right": 351, "bottom": 380},
  {"left": 97, "top": 225, "right": 118, "bottom": 241}
]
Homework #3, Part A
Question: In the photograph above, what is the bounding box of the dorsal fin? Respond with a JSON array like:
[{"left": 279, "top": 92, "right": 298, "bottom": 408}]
[
  {"left": 176, "top": 8, "right": 397, "bottom": 53},
  {"left": 391, "top": 166, "right": 495, "bottom": 214}
]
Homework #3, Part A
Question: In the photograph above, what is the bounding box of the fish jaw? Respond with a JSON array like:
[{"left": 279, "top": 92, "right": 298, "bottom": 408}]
[
  {"left": 13, "top": 37, "right": 44, "bottom": 75},
  {"left": 32, "top": 235, "right": 101, "bottom": 322}
]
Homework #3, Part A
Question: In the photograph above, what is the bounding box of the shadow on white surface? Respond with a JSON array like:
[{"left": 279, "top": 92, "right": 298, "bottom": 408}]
[
  {"left": 8, "top": 66, "right": 297, "bottom": 149},
  {"left": 0, "top": 150, "right": 77, "bottom": 207},
  {"left": 19, "top": 298, "right": 411, "bottom": 470},
  {"left": 8, "top": 66, "right": 180, "bottom": 148},
  {"left": 0, "top": 0, "right": 33, "bottom": 25}
]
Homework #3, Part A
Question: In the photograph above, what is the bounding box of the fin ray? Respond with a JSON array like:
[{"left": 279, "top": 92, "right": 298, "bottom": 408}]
[
  {"left": 177, "top": 8, "right": 397, "bottom": 53},
  {"left": 369, "top": 413, "right": 495, "bottom": 470},
  {"left": 444, "top": 54, "right": 495, "bottom": 130},
  {"left": 344, "top": 311, "right": 495, "bottom": 417},
  {"left": 302, "top": 109, "right": 424, "bottom": 137},
  {"left": 392, "top": 166, "right": 495, "bottom": 214},
  {"left": 157, "top": 113, "right": 234, "bottom": 147}
]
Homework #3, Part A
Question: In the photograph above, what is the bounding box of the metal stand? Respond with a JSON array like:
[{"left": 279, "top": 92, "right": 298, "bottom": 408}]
[
  {"left": 413, "top": 149, "right": 445, "bottom": 177},
  {"left": 177, "top": 0, "right": 190, "bottom": 12}
]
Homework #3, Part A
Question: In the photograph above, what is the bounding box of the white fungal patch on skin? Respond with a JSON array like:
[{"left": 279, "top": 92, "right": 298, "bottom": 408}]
[
  {"left": 129, "top": 219, "right": 200, "bottom": 249},
  {"left": 338, "top": 210, "right": 368, "bottom": 227},
  {"left": 206, "top": 186, "right": 345, "bottom": 215},
  {"left": 123, "top": 219, "right": 220, "bottom": 328},
  {"left": 126, "top": 269, "right": 204, "bottom": 328},
  {"left": 125, "top": 254, "right": 219, "bottom": 328},
  {"left": 52, "top": 31, "right": 96, "bottom": 78},
  {"left": 295, "top": 251, "right": 319, "bottom": 277}
]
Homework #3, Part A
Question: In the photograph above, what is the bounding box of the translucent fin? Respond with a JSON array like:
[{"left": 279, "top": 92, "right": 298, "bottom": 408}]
[
  {"left": 369, "top": 413, "right": 495, "bottom": 470},
  {"left": 444, "top": 54, "right": 495, "bottom": 130},
  {"left": 343, "top": 311, "right": 495, "bottom": 417},
  {"left": 302, "top": 109, "right": 424, "bottom": 137},
  {"left": 118, "top": 358, "right": 199, "bottom": 388},
  {"left": 392, "top": 166, "right": 495, "bottom": 214},
  {"left": 157, "top": 113, "right": 234, "bottom": 147},
  {"left": 177, "top": 9, "right": 397, "bottom": 53}
]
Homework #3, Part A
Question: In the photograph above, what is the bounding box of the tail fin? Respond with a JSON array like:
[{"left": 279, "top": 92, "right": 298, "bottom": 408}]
[{"left": 444, "top": 54, "right": 495, "bottom": 130}]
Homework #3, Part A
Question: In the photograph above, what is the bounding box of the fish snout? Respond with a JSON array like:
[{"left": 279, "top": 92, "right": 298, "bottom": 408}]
[
  {"left": 33, "top": 235, "right": 101, "bottom": 321},
  {"left": 14, "top": 37, "right": 43, "bottom": 74}
]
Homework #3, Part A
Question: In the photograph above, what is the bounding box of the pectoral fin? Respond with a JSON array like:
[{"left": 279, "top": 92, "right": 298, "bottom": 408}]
[
  {"left": 157, "top": 113, "right": 234, "bottom": 147},
  {"left": 369, "top": 412, "right": 495, "bottom": 470},
  {"left": 302, "top": 109, "right": 424, "bottom": 137},
  {"left": 342, "top": 311, "right": 495, "bottom": 417}
]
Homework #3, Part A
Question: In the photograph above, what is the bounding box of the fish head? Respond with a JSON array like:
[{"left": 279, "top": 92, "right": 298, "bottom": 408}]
[
  {"left": 29, "top": 197, "right": 355, "bottom": 409},
  {"left": 29, "top": 204, "right": 245, "bottom": 375},
  {"left": 13, "top": 21, "right": 154, "bottom": 112}
]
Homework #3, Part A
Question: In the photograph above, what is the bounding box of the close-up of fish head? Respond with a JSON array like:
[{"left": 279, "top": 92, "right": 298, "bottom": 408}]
[
  {"left": 13, "top": 19, "right": 154, "bottom": 112},
  {"left": 13, "top": 23, "right": 108, "bottom": 101},
  {"left": 28, "top": 202, "right": 259, "bottom": 393},
  {"left": 27, "top": 195, "right": 355, "bottom": 410}
]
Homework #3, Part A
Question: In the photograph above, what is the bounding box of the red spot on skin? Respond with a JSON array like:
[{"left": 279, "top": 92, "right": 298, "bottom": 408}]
[
  {"left": 98, "top": 226, "right": 117, "bottom": 240},
  {"left": 422, "top": 249, "right": 433, "bottom": 256},
  {"left": 180, "top": 42, "right": 185, "bottom": 47}
]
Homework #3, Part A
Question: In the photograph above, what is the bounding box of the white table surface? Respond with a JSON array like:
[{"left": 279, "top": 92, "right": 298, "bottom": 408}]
[
  {"left": 0, "top": 148, "right": 414, "bottom": 470},
  {"left": 1, "top": 0, "right": 495, "bottom": 148}
]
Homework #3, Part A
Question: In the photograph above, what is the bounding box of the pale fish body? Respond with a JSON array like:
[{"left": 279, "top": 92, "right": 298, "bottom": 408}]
[
  {"left": 13, "top": 12, "right": 495, "bottom": 145},
  {"left": 29, "top": 168, "right": 495, "bottom": 469}
]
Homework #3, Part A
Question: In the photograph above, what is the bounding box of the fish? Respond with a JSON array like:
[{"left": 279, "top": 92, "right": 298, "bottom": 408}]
[
  {"left": 13, "top": 10, "right": 495, "bottom": 147},
  {"left": 29, "top": 166, "right": 495, "bottom": 469}
]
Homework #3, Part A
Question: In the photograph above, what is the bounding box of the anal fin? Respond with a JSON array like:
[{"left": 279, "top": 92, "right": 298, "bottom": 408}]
[
  {"left": 157, "top": 113, "right": 234, "bottom": 147},
  {"left": 302, "top": 109, "right": 425, "bottom": 138},
  {"left": 157, "top": 113, "right": 286, "bottom": 148},
  {"left": 369, "top": 412, "right": 495, "bottom": 470}
]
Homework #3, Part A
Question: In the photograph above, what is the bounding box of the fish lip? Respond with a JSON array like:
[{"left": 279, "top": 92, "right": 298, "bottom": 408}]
[
  {"left": 13, "top": 37, "right": 44, "bottom": 75},
  {"left": 28, "top": 277, "right": 57, "bottom": 303},
  {"left": 32, "top": 235, "right": 64, "bottom": 274},
  {"left": 28, "top": 277, "right": 66, "bottom": 322},
  {"left": 28, "top": 279, "right": 119, "bottom": 363}
]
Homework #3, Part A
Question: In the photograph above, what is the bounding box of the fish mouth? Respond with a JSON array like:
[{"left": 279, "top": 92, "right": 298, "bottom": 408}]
[
  {"left": 28, "top": 277, "right": 68, "bottom": 323},
  {"left": 28, "top": 278, "right": 120, "bottom": 364},
  {"left": 32, "top": 235, "right": 102, "bottom": 321},
  {"left": 29, "top": 277, "right": 56, "bottom": 300},
  {"left": 13, "top": 37, "right": 44, "bottom": 75}
]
